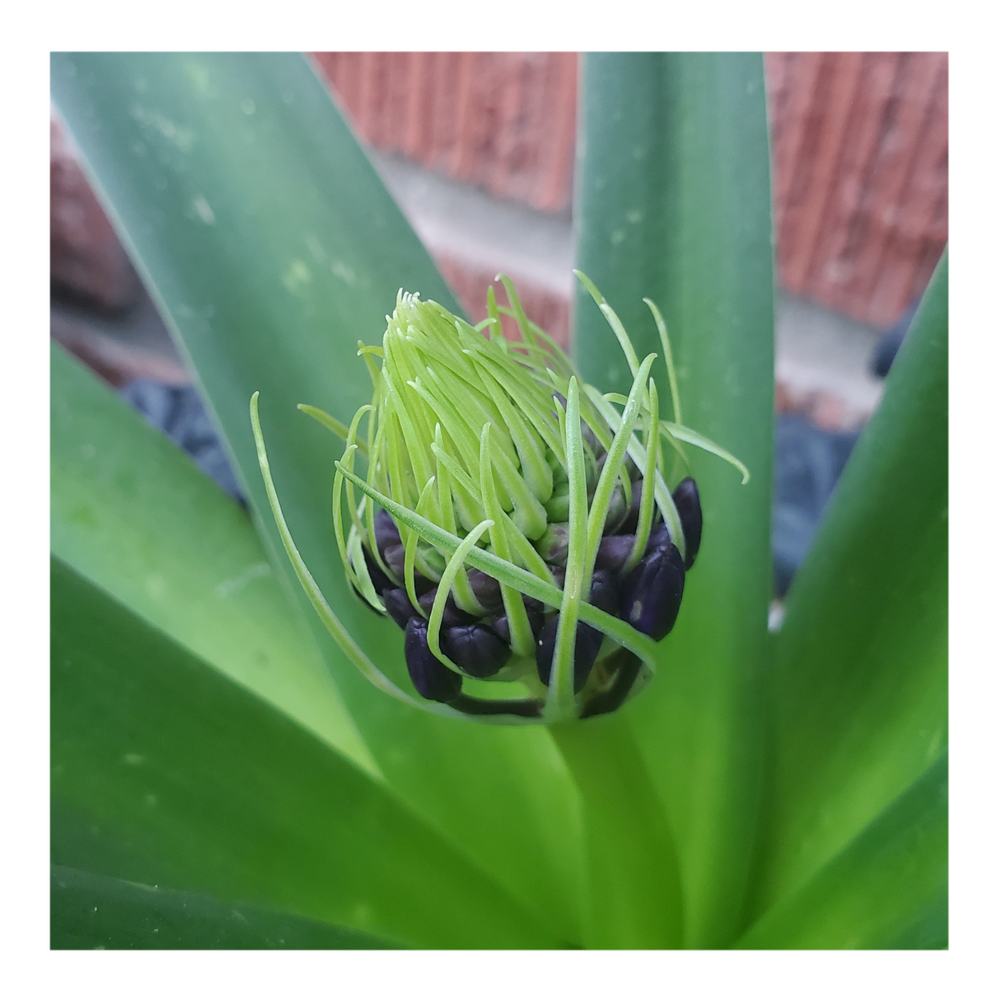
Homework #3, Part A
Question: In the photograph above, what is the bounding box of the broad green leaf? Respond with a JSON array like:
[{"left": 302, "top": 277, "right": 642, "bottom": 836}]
[
  {"left": 572, "top": 53, "right": 775, "bottom": 948},
  {"left": 51, "top": 866, "right": 399, "bottom": 949},
  {"left": 51, "top": 52, "right": 583, "bottom": 941},
  {"left": 51, "top": 343, "right": 376, "bottom": 774},
  {"left": 758, "top": 251, "right": 948, "bottom": 908},
  {"left": 51, "top": 555, "right": 563, "bottom": 949},
  {"left": 736, "top": 756, "right": 947, "bottom": 949}
]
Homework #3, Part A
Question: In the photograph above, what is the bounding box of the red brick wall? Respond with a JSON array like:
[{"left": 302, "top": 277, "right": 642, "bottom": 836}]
[
  {"left": 312, "top": 52, "right": 577, "bottom": 213},
  {"left": 313, "top": 52, "right": 948, "bottom": 329},
  {"left": 50, "top": 117, "right": 140, "bottom": 311},
  {"left": 52, "top": 53, "right": 948, "bottom": 343},
  {"left": 767, "top": 52, "right": 948, "bottom": 326}
]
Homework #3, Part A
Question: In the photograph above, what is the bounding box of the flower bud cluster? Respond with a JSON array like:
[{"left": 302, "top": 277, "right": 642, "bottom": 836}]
[{"left": 329, "top": 276, "right": 732, "bottom": 723}]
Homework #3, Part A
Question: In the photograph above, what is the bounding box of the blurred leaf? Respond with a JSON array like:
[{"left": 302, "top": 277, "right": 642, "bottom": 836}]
[
  {"left": 51, "top": 51, "right": 585, "bottom": 941},
  {"left": 51, "top": 554, "right": 562, "bottom": 949},
  {"left": 880, "top": 894, "right": 948, "bottom": 950},
  {"left": 737, "top": 755, "right": 947, "bottom": 949},
  {"left": 759, "top": 251, "right": 948, "bottom": 907},
  {"left": 52, "top": 866, "right": 399, "bottom": 949},
  {"left": 51, "top": 343, "right": 376, "bottom": 773},
  {"left": 572, "top": 52, "right": 775, "bottom": 948}
]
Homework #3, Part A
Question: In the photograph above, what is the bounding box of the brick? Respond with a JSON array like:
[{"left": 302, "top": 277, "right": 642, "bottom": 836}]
[
  {"left": 774, "top": 379, "right": 800, "bottom": 414},
  {"left": 51, "top": 308, "right": 189, "bottom": 389},
  {"left": 50, "top": 115, "right": 140, "bottom": 312},
  {"left": 766, "top": 52, "right": 947, "bottom": 326},
  {"left": 312, "top": 52, "right": 578, "bottom": 213}
]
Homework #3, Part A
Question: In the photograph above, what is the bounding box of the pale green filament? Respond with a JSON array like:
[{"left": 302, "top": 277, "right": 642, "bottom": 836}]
[
  {"left": 627, "top": 378, "right": 660, "bottom": 575},
  {"left": 498, "top": 273, "right": 540, "bottom": 352},
  {"left": 583, "top": 354, "right": 656, "bottom": 597},
  {"left": 584, "top": 386, "right": 686, "bottom": 563},
  {"left": 546, "top": 377, "right": 589, "bottom": 720},
  {"left": 332, "top": 440, "right": 362, "bottom": 592},
  {"left": 403, "top": 478, "right": 440, "bottom": 609},
  {"left": 643, "top": 297, "right": 682, "bottom": 427},
  {"left": 574, "top": 270, "right": 642, "bottom": 381},
  {"left": 342, "top": 406, "right": 374, "bottom": 546},
  {"left": 432, "top": 426, "right": 481, "bottom": 614},
  {"left": 662, "top": 422, "right": 750, "bottom": 484},
  {"left": 297, "top": 403, "right": 366, "bottom": 458},
  {"left": 426, "top": 518, "right": 494, "bottom": 676},
  {"left": 480, "top": 427, "right": 535, "bottom": 659}
]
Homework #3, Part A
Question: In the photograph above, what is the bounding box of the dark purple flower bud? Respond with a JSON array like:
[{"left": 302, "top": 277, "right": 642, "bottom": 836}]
[
  {"left": 382, "top": 587, "right": 417, "bottom": 629},
  {"left": 619, "top": 541, "right": 686, "bottom": 641},
  {"left": 523, "top": 595, "right": 544, "bottom": 615},
  {"left": 536, "top": 571, "right": 613, "bottom": 694},
  {"left": 535, "top": 615, "right": 603, "bottom": 693},
  {"left": 465, "top": 569, "right": 504, "bottom": 613},
  {"left": 449, "top": 694, "right": 542, "bottom": 719},
  {"left": 382, "top": 542, "right": 406, "bottom": 579},
  {"left": 595, "top": 533, "right": 635, "bottom": 574},
  {"left": 492, "top": 601, "right": 545, "bottom": 644},
  {"left": 645, "top": 520, "right": 671, "bottom": 554},
  {"left": 672, "top": 477, "right": 702, "bottom": 569},
  {"left": 417, "top": 588, "right": 477, "bottom": 628},
  {"left": 382, "top": 545, "right": 435, "bottom": 595},
  {"left": 588, "top": 569, "right": 620, "bottom": 615},
  {"left": 440, "top": 623, "right": 511, "bottom": 678},
  {"left": 618, "top": 479, "right": 645, "bottom": 534},
  {"left": 373, "top": 508, "right": 401, "bottom": 557},
  {"left": 603, "top": 482, "right": 629, "bottom": 534},
  {"left": 490, "top": 615, "right": 510, "bottom": 643},
  {"left": 580, "top": 648, "right": 644, "bottom": 719},
  {"left": 404, "top": 617, "right": 462, "bottom": 703}
]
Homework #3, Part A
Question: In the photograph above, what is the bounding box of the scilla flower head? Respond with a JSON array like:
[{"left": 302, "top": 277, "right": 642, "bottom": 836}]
[{"left": 252, "top": 273, "right": 747, "bottom": 724}]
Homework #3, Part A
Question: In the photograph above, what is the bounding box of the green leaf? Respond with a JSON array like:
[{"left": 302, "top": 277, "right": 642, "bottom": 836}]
[
  {"left": 51, "top": 555, "right": 563, "bottom": 949},
  {"left": 572, "top": 52, "right": 775, "bottom": 948},
  {"left": 758, "top": 250, "right": 948, "bottom": 908},
  {"left": 880, "top": 894, "right": 949, "bottom": 950},
  {"left": 51, "top": 343, "right": 376, "bottom": 773},
  {"left": 51, "top": 52, "right": 585, "bottom": 941},
  {"left": 51, "top": 866, "right": 400, "bottom": 949},
  {"left": 736, "top": 755, "right": 947, "bottom": 949}
]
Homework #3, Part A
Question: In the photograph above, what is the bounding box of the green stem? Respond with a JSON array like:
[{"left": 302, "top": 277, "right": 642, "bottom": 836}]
[{"left": 550, "top": 713, "right": 684, "bottom": 948}]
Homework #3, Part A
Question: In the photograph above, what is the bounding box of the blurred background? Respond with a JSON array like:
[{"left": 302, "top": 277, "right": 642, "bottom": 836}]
[{"left": 50, "top": 51, "right": 948, "bottom": 596}]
